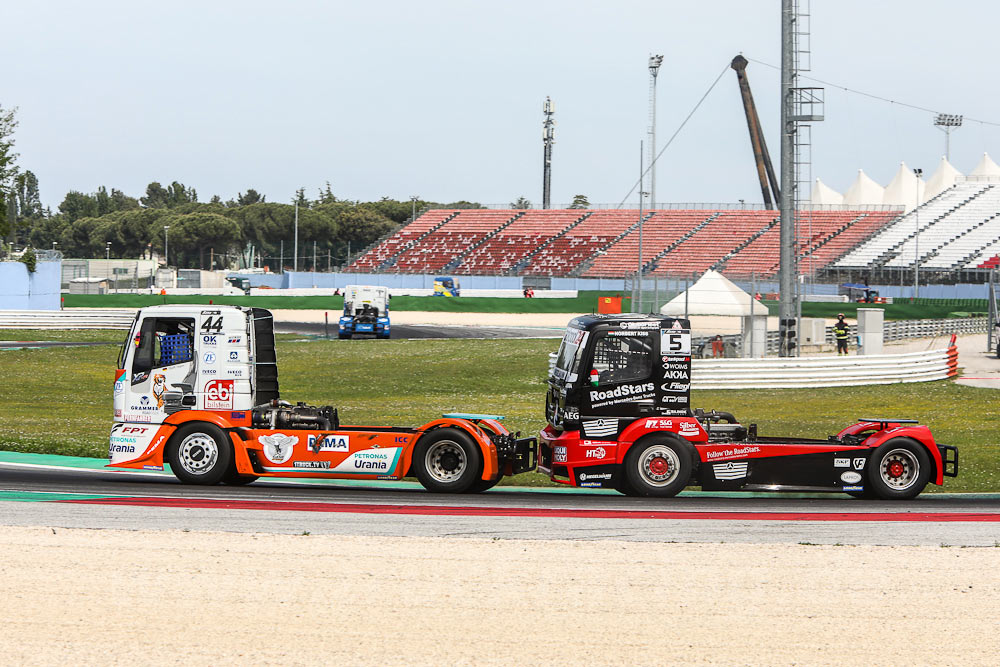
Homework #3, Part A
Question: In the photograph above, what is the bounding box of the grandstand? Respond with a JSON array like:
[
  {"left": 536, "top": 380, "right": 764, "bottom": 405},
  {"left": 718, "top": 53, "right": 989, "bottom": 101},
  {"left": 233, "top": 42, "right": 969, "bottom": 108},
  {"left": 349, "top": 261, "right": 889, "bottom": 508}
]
[{"left": 344, "top": 159, "right": 1000, "bottom": 282}]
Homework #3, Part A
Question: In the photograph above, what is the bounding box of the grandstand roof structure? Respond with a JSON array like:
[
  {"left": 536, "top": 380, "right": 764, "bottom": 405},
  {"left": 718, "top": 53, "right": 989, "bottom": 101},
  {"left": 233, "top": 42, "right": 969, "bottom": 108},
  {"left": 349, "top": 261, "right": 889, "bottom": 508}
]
[
  {"left": 924, "top": 157, "right": 962, "bottom": 200},
  {"left": 811, "top": 178, "right": 843, "bottom": 207},
  {"left": 882, "top": 162, "right": 925, "bottom": 212},
  {"left": 970, "top": 152, "right": 1000, "bottom": 178},
  {"left": 843, "top": 169, "right": 885, "bottom": 208}
]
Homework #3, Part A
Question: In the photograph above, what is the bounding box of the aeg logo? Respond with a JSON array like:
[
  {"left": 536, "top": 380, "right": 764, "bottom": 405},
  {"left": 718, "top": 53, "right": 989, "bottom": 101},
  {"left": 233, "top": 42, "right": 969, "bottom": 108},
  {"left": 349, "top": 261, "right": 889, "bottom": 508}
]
[{"left": 204, "top": 380, "right": 234, "bottom": 409}]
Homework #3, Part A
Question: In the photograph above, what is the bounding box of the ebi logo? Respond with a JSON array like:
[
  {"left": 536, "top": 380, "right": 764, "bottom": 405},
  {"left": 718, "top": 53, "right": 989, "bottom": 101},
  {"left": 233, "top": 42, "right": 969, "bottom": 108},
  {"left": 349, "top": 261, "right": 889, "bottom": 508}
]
[{"left": 204, "top": 379, "right": 234, "bottom": 409}]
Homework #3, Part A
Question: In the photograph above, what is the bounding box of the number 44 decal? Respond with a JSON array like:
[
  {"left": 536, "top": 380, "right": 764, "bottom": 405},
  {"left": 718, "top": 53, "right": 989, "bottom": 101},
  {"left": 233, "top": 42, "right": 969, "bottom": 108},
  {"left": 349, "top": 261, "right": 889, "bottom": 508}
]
[{"left": 201, "top": 316, "right": 223, "bottom": 333}]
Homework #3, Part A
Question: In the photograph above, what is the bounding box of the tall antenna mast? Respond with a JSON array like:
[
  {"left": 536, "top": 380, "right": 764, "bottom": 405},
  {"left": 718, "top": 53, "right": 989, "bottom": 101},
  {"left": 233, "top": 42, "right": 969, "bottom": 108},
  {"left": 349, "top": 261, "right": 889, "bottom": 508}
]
[
  {"left": 647, "top": 55, "right": 664, "bottom": 208},
  {"left": 542, "top": 97, "right": 555, "bottom": 209},
  {"left": 779, "top": 0, "right": 823, "bottom": 356}
]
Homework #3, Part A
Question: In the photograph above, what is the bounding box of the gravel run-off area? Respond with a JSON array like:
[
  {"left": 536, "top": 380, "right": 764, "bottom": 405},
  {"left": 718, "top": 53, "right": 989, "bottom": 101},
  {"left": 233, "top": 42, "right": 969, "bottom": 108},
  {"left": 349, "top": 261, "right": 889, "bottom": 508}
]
[{"left": 2, "top": 526, "right": 999, "bottom": 665}]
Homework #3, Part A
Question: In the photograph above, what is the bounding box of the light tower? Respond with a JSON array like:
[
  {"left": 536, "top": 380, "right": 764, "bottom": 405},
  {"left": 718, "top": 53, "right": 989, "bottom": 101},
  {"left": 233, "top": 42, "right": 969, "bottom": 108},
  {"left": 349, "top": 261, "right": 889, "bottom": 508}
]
[
  {"left": 934, "top": 114, "right": 962, "bottom": 162},
  {"left": 647, "top": 55, "right": 664, "bottom": 207},
  {"left": 542, "top": 97, "right": 555, "bottom": 209}
]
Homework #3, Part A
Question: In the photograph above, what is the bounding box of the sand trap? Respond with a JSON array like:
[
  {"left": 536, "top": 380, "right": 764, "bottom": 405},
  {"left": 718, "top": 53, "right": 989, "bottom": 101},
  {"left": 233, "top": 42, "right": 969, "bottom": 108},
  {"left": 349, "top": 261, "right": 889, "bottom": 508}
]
[{"left": 2, "top": 526, "right": 998, "bottom": 665}]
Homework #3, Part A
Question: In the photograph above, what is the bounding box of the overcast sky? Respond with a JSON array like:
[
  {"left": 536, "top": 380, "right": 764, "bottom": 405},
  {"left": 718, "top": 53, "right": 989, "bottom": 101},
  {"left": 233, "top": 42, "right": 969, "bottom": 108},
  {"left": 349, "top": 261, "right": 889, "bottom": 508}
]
[{"left": 4, "top": 0, "right": 999, "bottom": 209}]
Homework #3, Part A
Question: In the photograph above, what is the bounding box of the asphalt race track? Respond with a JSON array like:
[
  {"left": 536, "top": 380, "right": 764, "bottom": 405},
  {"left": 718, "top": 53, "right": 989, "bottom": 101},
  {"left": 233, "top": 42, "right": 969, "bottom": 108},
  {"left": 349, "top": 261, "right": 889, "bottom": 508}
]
[
  {"left": 275, "top": 320, "right": 562, "bottom": 339},
  {"left": 3, "top": 460, "right": 1000, "bottom": 546}
]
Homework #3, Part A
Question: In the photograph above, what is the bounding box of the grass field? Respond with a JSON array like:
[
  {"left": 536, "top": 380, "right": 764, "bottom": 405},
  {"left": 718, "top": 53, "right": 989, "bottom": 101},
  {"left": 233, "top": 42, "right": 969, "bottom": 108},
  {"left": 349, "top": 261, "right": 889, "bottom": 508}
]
[
  {"left": 63, "top": 292, "right": 617, "bottom": 313},
  {"left": 2, "top": 330, "right": 998, "bottom": 491}
]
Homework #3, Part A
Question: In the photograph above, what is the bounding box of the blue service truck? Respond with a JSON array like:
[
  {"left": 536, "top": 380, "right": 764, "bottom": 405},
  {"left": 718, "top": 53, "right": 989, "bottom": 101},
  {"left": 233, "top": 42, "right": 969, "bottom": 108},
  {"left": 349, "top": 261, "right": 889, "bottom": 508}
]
[{"left": 339, "top": 285, "right": 391, "bottom": 339}]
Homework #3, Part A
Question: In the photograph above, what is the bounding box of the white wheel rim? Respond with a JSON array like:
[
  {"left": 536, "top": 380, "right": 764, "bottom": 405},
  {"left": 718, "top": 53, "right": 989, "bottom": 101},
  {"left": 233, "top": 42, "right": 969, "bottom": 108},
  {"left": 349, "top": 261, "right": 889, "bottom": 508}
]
[
  {"left": 879, "top": 448, "right": 919, "bottom": 491},
  {"left": 425, "top": 440, "right": 467, "bottom": 483},
  {"left": 638, "top": 444, "right": 680, "bottom": 487},
  {"left": 177, "top": 432, "right": 219, "bottom": 475}
]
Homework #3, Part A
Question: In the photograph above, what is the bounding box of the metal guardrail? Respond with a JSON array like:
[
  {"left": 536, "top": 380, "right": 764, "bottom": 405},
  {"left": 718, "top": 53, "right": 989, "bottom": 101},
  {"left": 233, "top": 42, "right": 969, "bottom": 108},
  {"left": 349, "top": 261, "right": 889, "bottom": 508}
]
[
  {"left": 692, "top": 346, "right": 957, "bottom": 389},
  {"left": 0, "top": 309, "right": 136, "bottom": 329},
  {"left": 547, "top": 344, "right": 958, "bottom": 389}
]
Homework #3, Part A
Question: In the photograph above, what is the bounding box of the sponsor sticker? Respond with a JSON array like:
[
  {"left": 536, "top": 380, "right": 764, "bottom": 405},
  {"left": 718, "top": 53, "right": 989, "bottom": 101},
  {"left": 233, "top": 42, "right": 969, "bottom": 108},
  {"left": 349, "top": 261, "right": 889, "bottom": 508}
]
[
  {"left": 619, "top": 320, "right": 660, "bottom": 330},
  {"left": 579, "top": 472, "right": 612, "bottom": 481},
  {"left": 308, "top": 434, "right": 350, "bottom": 453},
  {"left": 553, "top": 446, "right": 568, "bottom": 463},
  {"left": 589, "top": 382, "right": 655, "bottom": 408},
  {"left": 854, "top": 457, "right": 866, "bottom": 470},
  {"left": 231, "top": 411, "right": 247, "bottom": 419},
  {"left": 202, "top": 335, "right": 218, "bottom": 346},
  {"left": 203, "top": 352, "right": 216, "bottom": 364},
  {"left": 843, "top": 485, "right": 864, "bottom": 492},
  {"left": 228, "top": 336, "right": 241, "bottom": 344},
  {"left": 834, "top": 458, "right": 850, "bottom": 468},
  {"left": 259, "top": 433, "right": 298, "bottom": 464},
  {"left": 661, "top": 382, "right": 690, "bottom": 392},
  {"left": 114, "top": 370, "right": 127, "bottom": 394},
  {"left": 293, "top": 461, "right": 331, "bottom": 469},
  {"left": 229, "top": 351, "right": 239, "bottom": 361},
  {"left": 840, "top": 471, "right": 863, "bottom": 484},
  {"left": 584, "top": 447, "right": 607, "bottom": 459},
  {"left": 204, "top": 379, "right": 234, "bottom": 409},
  {"left": 705, "top": 445, "right": 761, "bottom": 461}
]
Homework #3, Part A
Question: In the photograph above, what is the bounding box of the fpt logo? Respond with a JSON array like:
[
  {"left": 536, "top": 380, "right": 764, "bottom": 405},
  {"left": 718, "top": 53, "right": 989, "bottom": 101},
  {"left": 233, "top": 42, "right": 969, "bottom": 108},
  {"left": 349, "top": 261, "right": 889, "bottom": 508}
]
[{"left": 204, "top": 380, "right": 234, "bottom": 409}]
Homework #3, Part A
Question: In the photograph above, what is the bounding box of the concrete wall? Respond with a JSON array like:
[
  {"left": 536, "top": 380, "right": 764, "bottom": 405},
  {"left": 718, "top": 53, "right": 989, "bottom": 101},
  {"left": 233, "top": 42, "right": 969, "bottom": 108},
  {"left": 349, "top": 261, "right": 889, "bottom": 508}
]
[{"left": 0, "top": 260, "right": 62, "bottom": 310}]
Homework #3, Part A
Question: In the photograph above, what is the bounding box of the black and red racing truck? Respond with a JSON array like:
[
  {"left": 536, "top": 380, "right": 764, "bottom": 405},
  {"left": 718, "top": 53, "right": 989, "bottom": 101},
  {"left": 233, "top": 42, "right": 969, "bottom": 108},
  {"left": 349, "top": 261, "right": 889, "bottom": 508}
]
[{"left": 540, "top": 313, "right": 958, "bottom": 500}]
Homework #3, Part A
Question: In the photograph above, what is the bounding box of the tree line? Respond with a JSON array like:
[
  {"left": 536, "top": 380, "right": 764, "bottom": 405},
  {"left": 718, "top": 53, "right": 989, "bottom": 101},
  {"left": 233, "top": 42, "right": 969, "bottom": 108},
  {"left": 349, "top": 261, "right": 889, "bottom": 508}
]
[{"left": 0, "top": 104, "right": 483, "bottom": 270}]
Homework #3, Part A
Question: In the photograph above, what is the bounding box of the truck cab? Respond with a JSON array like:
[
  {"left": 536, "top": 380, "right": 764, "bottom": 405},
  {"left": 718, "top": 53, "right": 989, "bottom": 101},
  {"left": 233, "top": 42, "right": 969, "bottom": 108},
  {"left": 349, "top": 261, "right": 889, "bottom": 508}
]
[
  {"left": 433, "top": 276, "right": 460, "bottom": 297},
  {"left": 540, "top": 313, "right": 955, "bottom": 500},
  {"left": 339, "top": 285, "right": 390, "bottom": 339},
  {"left": 111, "top": 304, "right": 534, "bottom": 491}
]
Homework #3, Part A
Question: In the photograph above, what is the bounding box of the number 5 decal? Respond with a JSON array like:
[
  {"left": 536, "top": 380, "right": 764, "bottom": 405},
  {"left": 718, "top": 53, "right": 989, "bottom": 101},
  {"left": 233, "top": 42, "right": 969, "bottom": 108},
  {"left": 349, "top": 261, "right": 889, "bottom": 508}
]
[{"left": 661, "top": 330, "right": 691, "bottom": 355}]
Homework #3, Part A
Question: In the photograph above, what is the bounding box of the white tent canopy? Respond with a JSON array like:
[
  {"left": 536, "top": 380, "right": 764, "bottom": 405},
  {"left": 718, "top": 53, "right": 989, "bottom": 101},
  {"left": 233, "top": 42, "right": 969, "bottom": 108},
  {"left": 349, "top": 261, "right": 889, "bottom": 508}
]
[
  {"left": 970, "top": 152, "right": 1000, "bottom": 179},
  {"left": 924, "top": 156, "right": 962, "bottom": 200},
  {"left": 843, "top": 169, "right": 885, "bottom": 207},
  {"left": 811, "top": 178, "right": 843, "bottom": 207},
  {"left": 659, "top": 270, "right": 768, "bottom": 317},
  {"left": 882, "top": 161, "right": 925, "bottom": 212}
]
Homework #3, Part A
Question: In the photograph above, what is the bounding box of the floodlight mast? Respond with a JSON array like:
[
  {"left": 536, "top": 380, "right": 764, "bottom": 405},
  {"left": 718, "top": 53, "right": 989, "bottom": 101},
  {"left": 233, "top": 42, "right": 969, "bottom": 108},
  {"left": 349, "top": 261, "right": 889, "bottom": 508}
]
[
  {"left": 542, "top": 97, "right": 555, "bottom": 209},
  {"left": 779, "top": 0, "right": 795, "bottom": 356},
  {"left": 647, "top": 55, "right": 664, "bottom": 207},
  {"left": 934, "top": 113, "right": 963, "bottom": 162}
]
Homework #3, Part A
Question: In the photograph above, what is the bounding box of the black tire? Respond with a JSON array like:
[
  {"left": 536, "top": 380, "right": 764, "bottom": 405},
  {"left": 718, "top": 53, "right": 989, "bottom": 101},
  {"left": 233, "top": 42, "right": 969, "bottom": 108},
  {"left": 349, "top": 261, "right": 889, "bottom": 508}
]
[
  {"left": 622, "top": 435, "right": 693, "bottom": 498},
  {"left": 222, "top": 465, "right": 259, "bottom": 485},
  {"left": 167, "top": 422, "right": 232, "bottom": 485},
  {"left": 469, "top": 475, "right": 503, "bottom": 493},
  {"left": 413, "top": 428, "right": 483, "bottom": 493},
  {"left": 338, "top": 333, "right": 351, "bottom": 340},
  {"left": 866, "top": 438, "right": 932, "bottom": 500},
  {"left": 613, "top": 476, "right": 640, "bottom": 496}
]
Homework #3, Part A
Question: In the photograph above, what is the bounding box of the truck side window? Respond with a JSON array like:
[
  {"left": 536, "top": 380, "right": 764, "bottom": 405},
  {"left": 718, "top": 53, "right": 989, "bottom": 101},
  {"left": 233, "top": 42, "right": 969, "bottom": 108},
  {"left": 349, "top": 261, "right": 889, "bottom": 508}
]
[
  {"left": 132, "top": 318, "right": 195, "bottom": 375},
  {"left": 589, "top": 332, "right": 653, "bottom": 386}
]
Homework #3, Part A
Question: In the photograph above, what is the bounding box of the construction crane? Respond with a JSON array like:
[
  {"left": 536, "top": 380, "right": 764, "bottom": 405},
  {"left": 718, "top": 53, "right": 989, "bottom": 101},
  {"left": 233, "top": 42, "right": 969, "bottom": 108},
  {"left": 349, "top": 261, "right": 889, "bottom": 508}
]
[{"left": 731, "top": 55, "right": 780, "bottom": 208}]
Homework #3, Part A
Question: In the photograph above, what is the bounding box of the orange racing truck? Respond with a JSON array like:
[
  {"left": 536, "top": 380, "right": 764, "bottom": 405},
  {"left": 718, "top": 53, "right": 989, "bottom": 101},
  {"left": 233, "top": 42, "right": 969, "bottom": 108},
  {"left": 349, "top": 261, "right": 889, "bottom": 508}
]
[{"left": 110, "top": 305, "right": 535, "bottom": 491}]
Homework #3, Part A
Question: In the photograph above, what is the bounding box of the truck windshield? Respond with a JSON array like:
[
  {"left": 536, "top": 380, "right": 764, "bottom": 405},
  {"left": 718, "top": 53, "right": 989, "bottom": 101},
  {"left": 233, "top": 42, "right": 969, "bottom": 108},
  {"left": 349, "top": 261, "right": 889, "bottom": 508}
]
[
  {"left": 117, "top": 313, "right": 140, "bottom": 369},
  {"left": 552, "top": 327, "right": 587, "bottom": 382}
]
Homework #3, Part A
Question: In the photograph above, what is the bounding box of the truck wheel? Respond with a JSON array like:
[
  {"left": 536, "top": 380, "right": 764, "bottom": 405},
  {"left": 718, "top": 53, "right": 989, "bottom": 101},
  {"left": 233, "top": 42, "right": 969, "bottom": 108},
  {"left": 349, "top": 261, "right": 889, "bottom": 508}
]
[
  {"left": 338, "top": 333, "right": 351, "bottom": 340},
  {"left": 866, "top": 438, "right": 931, "bottom": 500},
  {"left": 623, "top": 435, "right": 692, "bottom": 498},
  {"left": 469, "top": 475, "right": 503, "bottom": 493},
  {"left": 222, "top": 465, "right": 259, "bottom": 486},
  {"left": 414, "top": 428, "right": 482, "bottom": 493},
  {"left": 167, "top": 423, "right": 232, "bottom": 485}
]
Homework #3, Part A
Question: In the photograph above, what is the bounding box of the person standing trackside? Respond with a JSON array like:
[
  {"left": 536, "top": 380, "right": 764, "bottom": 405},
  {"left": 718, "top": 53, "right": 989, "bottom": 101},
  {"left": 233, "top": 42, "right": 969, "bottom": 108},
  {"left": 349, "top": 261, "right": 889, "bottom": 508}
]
[{"left": 833, "top": 313, "right": 850, "bottom": 355}]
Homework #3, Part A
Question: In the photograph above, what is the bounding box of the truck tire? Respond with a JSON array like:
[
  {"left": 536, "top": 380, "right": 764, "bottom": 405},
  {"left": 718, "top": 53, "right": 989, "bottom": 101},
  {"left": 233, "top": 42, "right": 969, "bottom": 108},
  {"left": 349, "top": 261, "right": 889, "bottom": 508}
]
[
  {"left": 469, "top": 475, "right": 503, "bottom": 493},
  {"left": 623, "top": 435, "right": 693, "bottom": 498},
  {"left": 866, "top": 438, "right": 931, "bottom": 500},
  {"left": 338, "top": 332, "right": 351, "bottom": 340},
  {"left": 413, "top": 428, "right": 482, "bottom": 493},
  {"left": 222, "top": 465, "right": 259, "bottom": 485},
  {"left": 167, "top": 422, "right": 233, "bottom": 485}
]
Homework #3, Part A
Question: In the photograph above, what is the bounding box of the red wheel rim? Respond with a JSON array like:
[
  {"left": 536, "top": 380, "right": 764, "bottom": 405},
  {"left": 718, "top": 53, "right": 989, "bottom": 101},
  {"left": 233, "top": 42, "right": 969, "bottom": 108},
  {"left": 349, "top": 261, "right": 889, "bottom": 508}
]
[
  {"left": 887, "top": 460, "right": 905, "bottom": 478},
  {"left": 649, "top": 456, "right": 669, "bottom": 475}
]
